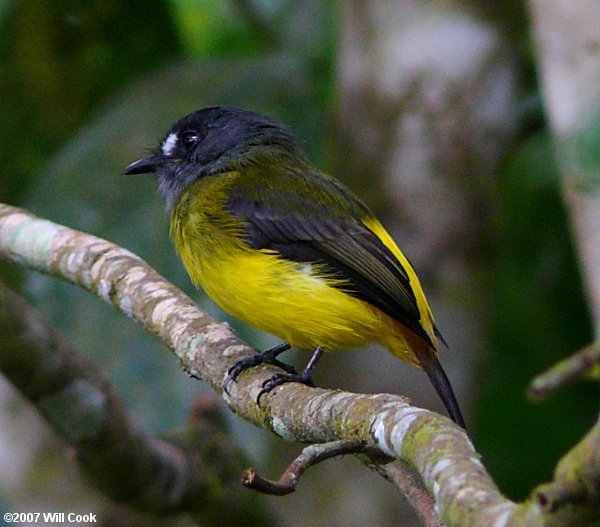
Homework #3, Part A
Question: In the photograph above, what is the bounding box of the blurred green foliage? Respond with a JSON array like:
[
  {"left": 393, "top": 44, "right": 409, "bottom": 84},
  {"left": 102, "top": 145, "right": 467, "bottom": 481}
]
[
  {"left": 0, "top": 0, "right": 181, "bottom": 205},
  {"left": 474, "top": 132, "right": 596, "bottom": 499},
  {"left": 562, "top": 110, "right": 600, "bottom": 190},
  {"left": 0, "top": 0, "right": 597, "bottom": 516}
]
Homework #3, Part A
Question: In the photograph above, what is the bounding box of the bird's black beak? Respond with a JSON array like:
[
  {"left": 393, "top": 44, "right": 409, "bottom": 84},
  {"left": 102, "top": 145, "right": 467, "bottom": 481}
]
[{"left": 123, "top": 155, "right": 162, "bottom": 175}]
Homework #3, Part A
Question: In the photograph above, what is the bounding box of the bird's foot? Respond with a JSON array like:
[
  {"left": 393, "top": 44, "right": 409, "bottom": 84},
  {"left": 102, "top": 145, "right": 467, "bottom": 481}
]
[
  {"left": 256, "top": 345, "right": 324, "bottom": 405},
  {"left": 257, "top": 370, "right": 316, "bottom": 405},
  {"left": 223, "top": 342, "right": 294, "bottom": 393}
]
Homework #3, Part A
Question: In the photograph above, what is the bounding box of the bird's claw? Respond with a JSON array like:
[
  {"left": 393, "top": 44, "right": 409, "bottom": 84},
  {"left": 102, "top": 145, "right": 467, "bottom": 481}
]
[
  {"left": 256, "top": 371, "right": 316, "bottom": 406},
  {"left": 223, "top": 345, "right": 296, "bottom": 394},
  {"left": 224, "top": 356, "right": 258, "bottom": 393}
]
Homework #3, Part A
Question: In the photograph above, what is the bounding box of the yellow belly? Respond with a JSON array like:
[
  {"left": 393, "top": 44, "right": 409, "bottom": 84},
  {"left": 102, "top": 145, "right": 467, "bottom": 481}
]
[
  {"left": 180, "top": 245, "right": 420, "bottom": 365},
  {"left": 198, "top": 250, "right": 380, "bottom": 349}
]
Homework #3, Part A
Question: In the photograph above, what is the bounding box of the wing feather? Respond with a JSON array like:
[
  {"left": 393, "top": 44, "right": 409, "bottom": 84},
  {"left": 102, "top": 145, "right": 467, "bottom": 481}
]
[{"left": 225, "top": 171, "right": 434, "bottom": 346}]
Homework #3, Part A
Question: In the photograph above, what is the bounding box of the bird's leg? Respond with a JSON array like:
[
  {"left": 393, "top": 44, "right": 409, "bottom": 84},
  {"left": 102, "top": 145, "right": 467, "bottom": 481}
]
[
  {"left": 224, "top": 342, "right": 294, "bottom": 393},
  {"left": 257, "top": 345, "right": 324, "bottom": 405}
]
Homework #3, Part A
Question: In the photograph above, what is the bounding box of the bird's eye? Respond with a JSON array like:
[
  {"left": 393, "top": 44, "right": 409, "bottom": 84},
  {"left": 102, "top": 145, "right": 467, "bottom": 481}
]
[{"left": 181, "top": 130, "right": 200, "bottom": 149}]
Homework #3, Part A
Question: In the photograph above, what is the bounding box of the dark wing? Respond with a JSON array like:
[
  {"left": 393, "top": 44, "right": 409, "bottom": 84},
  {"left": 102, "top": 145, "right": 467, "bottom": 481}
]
[{"left": 225, "top": 171, "right": 435, "bottom": 347}]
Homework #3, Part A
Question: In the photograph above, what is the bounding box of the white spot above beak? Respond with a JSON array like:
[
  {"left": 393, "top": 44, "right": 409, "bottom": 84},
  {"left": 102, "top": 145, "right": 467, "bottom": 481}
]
[{"left": 162, "top": 133, "right": 178, "bottom": 156}]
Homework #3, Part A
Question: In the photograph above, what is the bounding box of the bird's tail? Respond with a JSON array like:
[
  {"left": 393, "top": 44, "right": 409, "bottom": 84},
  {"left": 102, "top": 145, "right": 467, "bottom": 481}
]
[{"left": 413, "top": 345, "right": 466, "bottom": 429}]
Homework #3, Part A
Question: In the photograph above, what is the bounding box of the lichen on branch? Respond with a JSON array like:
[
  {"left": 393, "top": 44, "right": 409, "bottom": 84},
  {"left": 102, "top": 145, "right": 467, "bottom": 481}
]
[{"left": 1, "top": 203, "right": 599, "bottom": 527}]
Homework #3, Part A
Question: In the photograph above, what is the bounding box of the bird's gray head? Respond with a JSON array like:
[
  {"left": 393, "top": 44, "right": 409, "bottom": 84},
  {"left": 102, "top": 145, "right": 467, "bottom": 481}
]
[{"left": 124, "top": 106, "right": 303, "bottom": 210}]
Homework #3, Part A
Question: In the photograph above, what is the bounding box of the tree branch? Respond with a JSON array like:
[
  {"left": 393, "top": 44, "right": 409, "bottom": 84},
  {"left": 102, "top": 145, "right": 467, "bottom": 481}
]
[
  {"left": 529, "top": 341, "right": 600, "bottom": 400},
  {"left": 530, "top": 414, "right": 600, "bottom": 525},
  {"left": 242, "top": 439, "right": 366, "bottom": 495},
  {"left": 371, "top": 461, "right": 447, "bottom": 527},
  {"left": 0, "top": 281, "right": 274, "bottom": 525},
  {"left": 528, "top": 0, "right": 600, "bottom": 336},
  {"left": 1, "top": 203, "right": 599, "bottom": 526}
]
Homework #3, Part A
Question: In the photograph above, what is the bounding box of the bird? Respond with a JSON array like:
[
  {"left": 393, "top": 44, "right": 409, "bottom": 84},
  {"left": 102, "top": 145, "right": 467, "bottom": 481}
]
[{"left": 124, "top": 106, "right": 465, "bottom": 428}]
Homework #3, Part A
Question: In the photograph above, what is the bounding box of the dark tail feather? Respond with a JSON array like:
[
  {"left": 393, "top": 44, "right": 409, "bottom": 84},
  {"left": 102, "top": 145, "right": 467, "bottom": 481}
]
[{"left": 414, "top": 348, "right": 466, "bottom": 429}]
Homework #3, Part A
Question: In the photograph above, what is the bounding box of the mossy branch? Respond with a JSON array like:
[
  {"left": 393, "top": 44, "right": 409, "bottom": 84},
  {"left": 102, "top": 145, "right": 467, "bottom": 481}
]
[
  {"left": 1, "top": 203, "right": 599, "bottom": 526},
  {"left": 0, "top": 282, "right": 275, "bottom": 525},
  {"left": 529, "top": 341, "right": 600, "bottom": 400}
]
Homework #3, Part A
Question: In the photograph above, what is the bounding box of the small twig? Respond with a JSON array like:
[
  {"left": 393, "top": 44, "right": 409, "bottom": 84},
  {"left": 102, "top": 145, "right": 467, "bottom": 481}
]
[
  {"left": 375, "top": 461, "right": 446, "bottom": 527},
  {"left": 242, "top": 439, "right": 366, "bottom": 495},
  {"left": 524, "top": 414, "right": 600, "bottom": 526},
  {"left": 535, "top": 483, "right": 588, "bottom": 514},
  {"left": 529, "top": 341, "right": 600, "bottom": 400}
]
